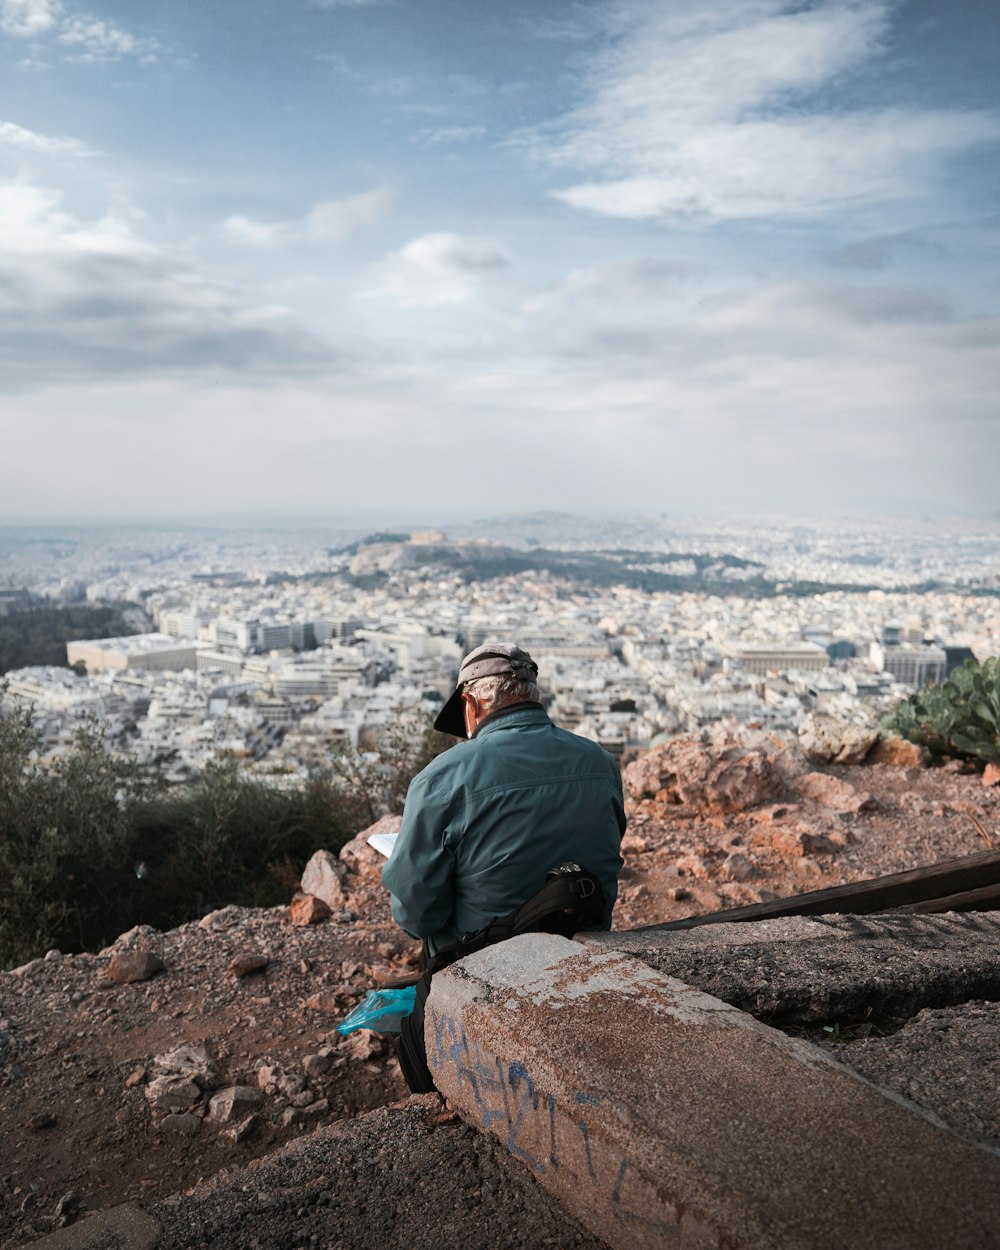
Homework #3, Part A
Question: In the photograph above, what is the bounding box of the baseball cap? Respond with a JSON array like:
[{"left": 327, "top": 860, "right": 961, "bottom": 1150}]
[{"left": 433, "top": 642, "right": 539, "bottom": 737}]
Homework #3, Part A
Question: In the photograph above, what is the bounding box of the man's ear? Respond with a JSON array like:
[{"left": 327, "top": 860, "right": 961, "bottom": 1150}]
[{"left": 461, "top": 688, "right": 478, "bottom": 736}]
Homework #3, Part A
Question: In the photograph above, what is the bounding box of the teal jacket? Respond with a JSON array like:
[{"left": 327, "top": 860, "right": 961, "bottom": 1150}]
[{"left": 382, "top": 703, "right": 626, "bottom": 954}]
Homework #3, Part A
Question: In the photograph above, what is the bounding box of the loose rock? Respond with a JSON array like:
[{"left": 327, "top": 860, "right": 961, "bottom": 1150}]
[
  {"left": 105, "top": 950, "right": 164, "bottom": 984},
  {"left": 798, "top": 713, "right": 879, "bottom": 765},
  {"left": 721, "top": 851, "right": 754, "bottom": 882},
  {"left": 301, "top": 850, "right": 347, "bottom": 910},
  {"left": 228, "top": 953, "right": 269, "bottom": 979},
  {"left": 290, "top": 893, "right": 331, "bottom": 927},
  {"left": 625, "top": 738, "right": 783, "bottom": 815},
  {"left": 868, "top": 735, "right": 924, "bottom": 768},
  {"left": 207, "top": 1086, "right": 264, "bottom": 1124},
  {"left": 159, "top": 1112, "right": 201, "bottom": 1136},
  {"left": 793, "top": 772, "right": 873, "bottom": 813}
]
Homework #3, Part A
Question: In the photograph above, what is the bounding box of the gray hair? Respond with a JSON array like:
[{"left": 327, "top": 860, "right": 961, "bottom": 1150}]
[{"left": 465, "top": 671, "right": 540, "bottom": 712}]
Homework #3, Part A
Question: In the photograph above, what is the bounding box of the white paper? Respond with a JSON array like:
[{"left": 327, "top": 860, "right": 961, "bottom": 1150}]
[{"left": 366, "top": 831, "right": 398, "bottom": 859}]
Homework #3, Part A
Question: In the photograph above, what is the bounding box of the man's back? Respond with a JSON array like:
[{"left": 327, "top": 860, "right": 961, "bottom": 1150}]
[{"left": 382, "top": 702, "right": 625, "bottom": 955}]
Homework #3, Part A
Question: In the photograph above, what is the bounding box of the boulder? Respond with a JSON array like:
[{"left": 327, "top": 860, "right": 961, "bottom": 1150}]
[
  {"left": 207, "top": 1085, "right": 263, "bottom": 1124},
  {"left": 290, "top": 892, "right": 331, "bottom": 926},
  {"left": 105, "top": 950, "right": 164, "bottom": 984},
  {"left": 224, "top": 1113, "right": 259, "bottom": 1144},
  {"left": 257, "top": 1064, "right": 280, "bottom": 1091},
  {"left": 145, "top": 1074, "right": 203, "bottom": 1110},
  {"left": 798, "top": 713, "right": 879, "bottom": 765},
  {"left": 341, "top": 1030, "right": 378, "bottom": 1062},
  {"left": 339, "top": 815, "right": 402, "bottom": 875},
  {"left": 624, "top": 739, "right": 784, "bottom": 816},
  {"left": 793, "top": 772, "right": 874, "bottom": 813},
  {"left": 153, "top": 1043, "right": 218, "bottom": 1087},
  {"left": 302, "top": 990, "right": 340, "bottom": 1013},
  {"left": 301, "top": 850, "right": 346, "bottom": 910},
  {"left": 868, "top": 735, "right": 924, "bottom": 768},
  {"left": 303, "top": 1053, "right": 331, "bottom": 1079}
]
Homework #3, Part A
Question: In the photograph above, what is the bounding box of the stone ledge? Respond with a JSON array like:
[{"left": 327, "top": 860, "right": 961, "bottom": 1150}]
[{"left": 426, "top": 932, "right": 1000, "bottom": 1250}]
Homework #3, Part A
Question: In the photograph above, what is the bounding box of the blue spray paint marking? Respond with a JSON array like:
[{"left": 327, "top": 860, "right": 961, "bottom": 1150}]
[
  {"left": 578, "top": 1118, "right": 598, "bottom": 1180},
  {"left": 611, "top": 1155, "right": 629, "bottom": 1208},
  {"left": 507, "top": 1062, "right": 539, "bottom": 1109},
  {"left": 504, "top": 1061, "right": 546, "bottom": 1172},
  {"left": 547, "top": 1093, "right": 559, "bottom": 1168},
  {"left": 574, "top": 1091, "right": 602, "bottom": 1106}
]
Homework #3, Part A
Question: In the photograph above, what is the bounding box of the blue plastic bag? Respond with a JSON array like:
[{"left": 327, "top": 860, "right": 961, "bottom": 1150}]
[{"left": 336, "top": 986, "right": 417, "bottom": 1036}]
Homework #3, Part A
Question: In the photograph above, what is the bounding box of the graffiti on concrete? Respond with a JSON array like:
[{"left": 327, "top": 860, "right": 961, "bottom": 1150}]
[{"left": 427, "top": 1005, "right": 684, "bottom": 1239}]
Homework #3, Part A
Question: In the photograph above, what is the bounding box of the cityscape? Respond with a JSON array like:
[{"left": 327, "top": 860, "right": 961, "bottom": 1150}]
[{"left": 2, "top": 513, "right": 998, "bottom": 783}]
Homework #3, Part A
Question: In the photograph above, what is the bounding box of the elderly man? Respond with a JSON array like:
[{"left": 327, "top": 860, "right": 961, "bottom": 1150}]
[{"left": 381, "top": 642, "right": 626, "bottom": 956}]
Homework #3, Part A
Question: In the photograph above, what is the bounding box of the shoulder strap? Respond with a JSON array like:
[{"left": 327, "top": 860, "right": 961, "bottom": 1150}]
[
  {"left": 425, "top": 866, "right": 605, "bottom": 975},
  {"left": 396, "top": 864, "right": 607, "bottom": 1095}
]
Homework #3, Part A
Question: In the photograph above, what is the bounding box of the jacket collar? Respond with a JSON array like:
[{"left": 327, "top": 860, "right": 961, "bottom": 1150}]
[{"left": 471, "top": 701, "right": 549, "bottom": 740}]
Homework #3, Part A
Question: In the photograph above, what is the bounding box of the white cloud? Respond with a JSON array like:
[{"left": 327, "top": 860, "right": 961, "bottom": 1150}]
[
  {"left": 538, "top": 0, "right": 1000, "bottom": 222},
  {"left": 222, "top": 215, "right": 282, "bottom": 246},
  {"left": 0, "top": 0, "right": 60, "bottom": 38},
  {"left": 57, "top": 13, "right": 158, "bottom": 62},
  {"left": 0, "top": 180, "right": 333, "bottom": 386},
  {"left": 223, "top": 189, "right": 391, "bottom": 247},
  {"left": 1, "top": 0, "right": 159, "bottom": 63},
  {"left": 370, "top": 232, "right": 508, "bottom": 307},
  {"left": 524, "top": 258, "right": 694, "bottom": 313},
  {"left": 0, "top": 119, "right": 94, "bottom": 158},
  {"left": 412, "top": 125, "right": 486, "bottom": 148}
]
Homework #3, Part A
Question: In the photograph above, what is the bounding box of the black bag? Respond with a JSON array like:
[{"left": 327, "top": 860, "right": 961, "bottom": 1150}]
[{"left": 395, "top": 863, "right": 606, "bottom": 1094}]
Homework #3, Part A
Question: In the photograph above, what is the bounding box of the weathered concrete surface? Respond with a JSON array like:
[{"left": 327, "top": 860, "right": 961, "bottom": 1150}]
[
  {"left": 582, "top": 916, "right": 1000, "bottom": 1155},
  {"left": 581, "top": 911, "right": 1000, "bottom": 1023},
  {"left": 817, "top": 999, "right": 1000, "bottom": 1152},
  {"left": 427, "top": 933, "right": 1000, "bottom": 1250}
]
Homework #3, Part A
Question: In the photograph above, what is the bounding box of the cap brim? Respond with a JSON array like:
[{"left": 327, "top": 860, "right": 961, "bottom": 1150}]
[{"left": 433, "top": 687, "right": 466, "bottom": 737}]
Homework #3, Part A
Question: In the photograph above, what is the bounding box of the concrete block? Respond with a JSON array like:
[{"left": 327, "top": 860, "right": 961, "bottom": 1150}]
[{"left": 427, "top": 933, "right": 1000, "bottom": 1250}]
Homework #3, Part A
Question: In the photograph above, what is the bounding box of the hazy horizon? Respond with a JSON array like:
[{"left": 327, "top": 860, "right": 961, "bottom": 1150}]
[{"left": 2, "top": 503, "right": 999, "bottom": 533}]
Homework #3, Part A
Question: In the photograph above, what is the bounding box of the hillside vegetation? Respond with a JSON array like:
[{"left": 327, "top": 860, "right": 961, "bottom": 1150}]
[
  {"left": 0, "top": 702, "right": 446, "bottom": 968},
  {"left": 0, "top": 603, "right": 137, "bottom": 673}
]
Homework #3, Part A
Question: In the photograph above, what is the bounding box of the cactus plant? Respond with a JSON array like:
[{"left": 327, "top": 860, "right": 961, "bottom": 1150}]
[{"left": 882, "top": 657, "right": 1000, "bottom": 767}]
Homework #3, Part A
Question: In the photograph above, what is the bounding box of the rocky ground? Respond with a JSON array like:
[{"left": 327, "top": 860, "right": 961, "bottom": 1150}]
[
  {"left": 617, "top": 728, "right": 997, "bottom": 928},
  {"left": 2, "top": 729, "right": 998, "bottom": 1249}
]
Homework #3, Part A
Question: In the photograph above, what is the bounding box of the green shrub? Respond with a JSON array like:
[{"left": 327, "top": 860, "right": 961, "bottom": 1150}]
[
  {"left": 882, "top": 656, "right": 1000, "bottom": 768},
  {"left": 0, "top": 702, "right": 448, "bottom": 968},
  {"left": 0, "top": 705, "right": 154, "bottom": 966}
]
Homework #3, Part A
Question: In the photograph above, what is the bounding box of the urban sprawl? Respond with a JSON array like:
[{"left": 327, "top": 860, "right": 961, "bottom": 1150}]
[{"left": 2, "top": 515, "right": 999, "bottom": 783}]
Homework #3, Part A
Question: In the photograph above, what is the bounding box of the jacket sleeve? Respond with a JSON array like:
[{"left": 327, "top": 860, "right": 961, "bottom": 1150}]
[{"left": 380, "top": 769, "right": 455, "bottom": 940}]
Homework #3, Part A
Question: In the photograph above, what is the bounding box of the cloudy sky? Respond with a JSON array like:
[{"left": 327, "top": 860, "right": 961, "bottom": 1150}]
[{"left": 1, "top": 0, "right": 997, "bottom": 520}]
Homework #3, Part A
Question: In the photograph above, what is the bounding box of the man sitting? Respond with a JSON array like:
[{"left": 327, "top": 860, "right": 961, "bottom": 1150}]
[{"left": 382, "top": 642, "right": 626, "bottom": 957}]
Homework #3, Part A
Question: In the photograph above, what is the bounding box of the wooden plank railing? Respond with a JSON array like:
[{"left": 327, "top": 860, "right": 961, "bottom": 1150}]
[{"left": 636, "top": 847, "right": 1000, "bottom": 932}]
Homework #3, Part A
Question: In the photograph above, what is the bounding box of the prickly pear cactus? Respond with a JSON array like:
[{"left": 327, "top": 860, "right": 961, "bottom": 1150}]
[{"left": 882, "top": 656, "right": 1000, "bottom": 767}]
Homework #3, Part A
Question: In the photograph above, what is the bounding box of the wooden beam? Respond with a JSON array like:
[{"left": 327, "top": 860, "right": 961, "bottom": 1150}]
[
  {"left": 891, "top": 882, "right": 1000, "bottom": 915},
  {"left": 641, "top": 847, "right": 1000, "bottom": 932}
]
